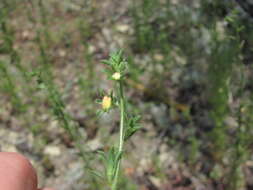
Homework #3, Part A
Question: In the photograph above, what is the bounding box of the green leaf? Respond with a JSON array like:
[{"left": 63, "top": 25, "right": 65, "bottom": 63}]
[
  {"left": 124, "top": 126, "right": 141, "bottom": 141},
  {"left": 99, "top": 147, "right": 123, "bottom": 183},
  {"left": 124, "top": 115, "right": 141, "bottom": 141}
]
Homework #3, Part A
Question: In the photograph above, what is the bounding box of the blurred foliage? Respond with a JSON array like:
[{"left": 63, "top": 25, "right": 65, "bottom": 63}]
[{"left": 0, "top": 0, "right": 253, "bottom": 189}]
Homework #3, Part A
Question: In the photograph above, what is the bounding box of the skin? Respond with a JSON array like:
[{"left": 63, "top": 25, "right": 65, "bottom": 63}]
[{"left": 0, "top": 152, "right": 55, "bottom": 190}]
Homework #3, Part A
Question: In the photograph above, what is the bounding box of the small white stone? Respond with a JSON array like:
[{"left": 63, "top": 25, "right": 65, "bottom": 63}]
[
  {"left": 149, "top": 176, "right": 162, "bottom": 188},
  {"left": 22, "top": 30, "right": 30, "bottom": 39},
  {"left": 154, "top": 54, "right": 164, "bottom": 61},
  {"left": 116, "top": 24, "right": 130, "bottom": 33},
  {"left": 59, "top": 49, "right": 66, "bottom": 57},
  {"left": 88, "top": 45, "right": 96, "bottom": 54},
  {"left": 44, "top": 146, "right": 61, "bottom": 156},
  {"left": 87, "top": 138, "right": 101, "bottom": 151}
]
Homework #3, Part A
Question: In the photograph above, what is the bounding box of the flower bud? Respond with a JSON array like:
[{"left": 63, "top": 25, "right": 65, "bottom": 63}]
[{"left": 112, "top": 72, "right": 121, "bottom": 80}]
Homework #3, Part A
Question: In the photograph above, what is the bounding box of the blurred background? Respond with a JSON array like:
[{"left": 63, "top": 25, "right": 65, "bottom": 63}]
[{"left": 0, "top": 0, "right": 253, "bottom": 189}]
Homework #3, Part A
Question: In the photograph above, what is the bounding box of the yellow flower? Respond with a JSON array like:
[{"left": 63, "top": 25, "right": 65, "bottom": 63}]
[
  {"left": 102, "top": 96, "right": 112, "bottom": 110},
  {"left": 112, "top": 72, "right": 121, "bottom": 80}
]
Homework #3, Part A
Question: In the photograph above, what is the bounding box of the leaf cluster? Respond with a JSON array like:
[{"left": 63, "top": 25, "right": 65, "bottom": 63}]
[
  {"left": 98, "top": 147, "right": 122, "bottom": 184},
  {"left": 102, "top": 50, "right": 128, "bottom": 79},
  {"left": 124, "top": 115, "right": 141, "bottom": 141}
]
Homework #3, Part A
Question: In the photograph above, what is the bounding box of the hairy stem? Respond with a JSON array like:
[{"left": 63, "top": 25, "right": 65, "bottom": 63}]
[{"left": 112, "top": 80, "right": 125, "bottom": 190}]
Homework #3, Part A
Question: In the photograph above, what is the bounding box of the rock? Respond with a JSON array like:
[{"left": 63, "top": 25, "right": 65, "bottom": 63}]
[
  {"left": 116, "top": 24, "right": 130, "bottom": 33},
  {"left": 44, "top": 146, "right": 61, "bottom": 156},
  {"left": 149, "top": 176, "right": 162, "bottom": 188},
  {"left": 153, "top": 54, "right": 164, "bottom": 62},
  {"left": 87, "top": 138, "right": 102, "bottom": 151}
]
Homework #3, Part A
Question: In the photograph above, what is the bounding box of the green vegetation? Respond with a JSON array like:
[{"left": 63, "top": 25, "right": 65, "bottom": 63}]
[
  {"left": 1, "top": 0, "right": 253, "bottom": 189},
  {"left": 98, "top": 51, "right": 140, "bottom": 190}
]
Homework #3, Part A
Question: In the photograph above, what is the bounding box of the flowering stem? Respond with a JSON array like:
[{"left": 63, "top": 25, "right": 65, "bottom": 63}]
[{"left": 112, "top": 80, "right": 125, "bottom": 190}]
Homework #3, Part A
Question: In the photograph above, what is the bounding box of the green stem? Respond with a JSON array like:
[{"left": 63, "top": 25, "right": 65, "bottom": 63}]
[
  {"left": 119, "top": 81, "right": 125, "bottom": 153},
  {"left": 112, "top": 80, "right": 125, "bottom": 190}
]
